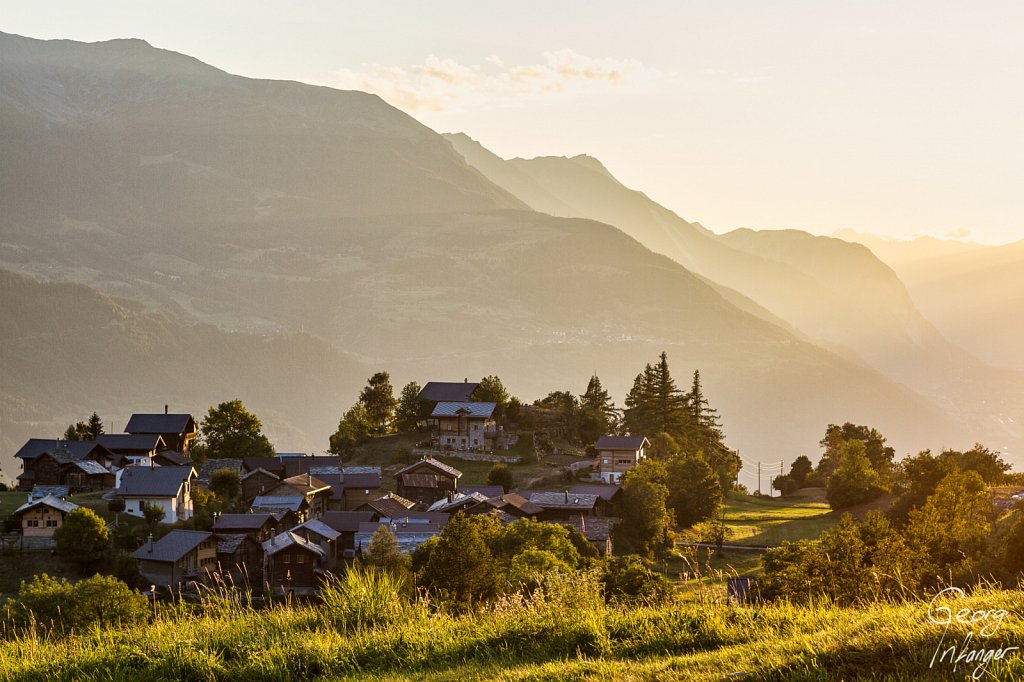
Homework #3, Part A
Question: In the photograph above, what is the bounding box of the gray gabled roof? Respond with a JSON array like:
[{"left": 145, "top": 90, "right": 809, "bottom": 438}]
[
  {"left": 261, "top": 531, "right": 327, "bottom": 558},
  {"left": 569, "top": 484, "right": 623, "bottom": 502},
  {"left": 30, "top": 485, "right": 69, "bottom": 500},
  {"left": 595, "top": 435, "right": 649, "bottom": 451},
  {"left": 96, "top": 434, "right": 166, "bottom": 453},
  {"left": 460, "top": 485, "right": 504, "bottom": 500},
  {"left": 252, "top": 495, "right": 305, "bottom": 512},
  {"left": 15, "top": 439, "right": 112, "bottom": 461},
  {"left": 153, "top": 449, "right": 192, "bottom": 467},
  {"left": 430, "top": 401, "right": 496, "bottom": 418},
  {"left": 394, "top": 457, "right": 462, "bottom": 480},
  {"left": 418, "top": 381, "right": 479, "bottom": 403},
  {"left": 293, "top": 518, "right": 341, "bottom": 542},
  {"left": 134, "top": 530, "right": 212, "bottom": 562},
  {"left": 118, "top": 466, "right": 196, "bottom": 497},
  {"left": 67, "top": 460, "right": 111, "bottom": 476},
  {"left": 427, "top": 492, "right": 489, "bottom": 512},
  {"left": 319, "top": 511, "right": 376, "bottom": 533},
  {"left": 213, "top": 513, "right": 277, "bottom": 531},
  {"left": 15, "top": 495, "right": 78, "bottom": 516},
  {"left": 125, "top": 413, "right": 196, "bottom": 435},
  {"left": 529, "top": 492, "right": 600, "bottom": 510}
]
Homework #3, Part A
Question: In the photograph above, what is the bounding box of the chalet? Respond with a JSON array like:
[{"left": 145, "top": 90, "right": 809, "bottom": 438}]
[
  {"left": 96, "top": 434, "right": 166, "bottom": 467},
  {"left": 215, "top": 533, "right": 262, "bottom": 582},
  {"left": 134, "top": 530, "right": 218, "bottom": 590},
  {"left": 594, "top": 435, "right": 650, "bottom": 483},
  {"left": 291, "top": 518, "right": 341, "bottom": 567},
  {"left": 263, "top": 473, "right": 332, "bottom": 519},
  {"left": 262, "top": 531, "right": 328, "bottom": 596},
  {"left": 13, "top": 495, "right": 78, "bottom": 538},
  {"left": 356, "top": 492, "right": 417, "bottom": 518},
  {"left": 116, "top": 466, "right": 196, "bottom": 523},
  {"left": 62, "top": 459, "right": 116, "bottom": 491},
  {"left": 430, "top": 402, "right": 497, "bottom": 451},
  {"left": 417, "top": 381, "right": 479, "bottom": 405},
  {"left": 394, "top": 457, "right": 461, "bottom": 506},
  {"left": 528, "top": 491, "right": 603, "bottom": 521},
  {"left": 241, "top": 468, "right": 281, "bottom": 503},
  {"left": 14, "top": 439, "right": 114, "bottom": 491},
  {"left": 340, "top": 467, "right": 382, "bottom": 510},
  {"left": 319, "top": 510, "right": 376, "bottom": 560},
  {"left": 212, "top": 513, "right": 279, "bottom": 543},
  {"left": 124, "top": 411, "right": 197, "bottom": 454},
  {"left": 561, "top": 516, "right": 619, "bottom": 556},
  {"left": 569, "top": 484, "right": 624, "bottom": 514},
  {"left": 354, "top": 520, "right": 444, "bottom": 555}
]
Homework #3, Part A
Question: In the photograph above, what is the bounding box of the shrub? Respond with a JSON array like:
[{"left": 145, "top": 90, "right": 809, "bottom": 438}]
[
  {"left": 10, "top": 574, "right": 149, "bottom": 634},
  {"left": 54, "top": 507, "right": 110, "bottom": 572},
  {"left": 601, "top": 555, "right": 674, "bottom": 605}
]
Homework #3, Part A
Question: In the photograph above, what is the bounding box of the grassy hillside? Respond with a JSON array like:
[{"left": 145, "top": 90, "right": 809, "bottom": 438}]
[{"left": 2, "top": 580, "right": 1022, "bottom": 680}]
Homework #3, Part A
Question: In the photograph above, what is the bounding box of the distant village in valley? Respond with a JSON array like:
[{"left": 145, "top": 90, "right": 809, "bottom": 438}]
[{"left": 5, "top": 371, "right": 682, "bottom": 598}]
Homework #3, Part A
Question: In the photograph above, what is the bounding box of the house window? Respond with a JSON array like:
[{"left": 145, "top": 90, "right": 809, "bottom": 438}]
[
  {"left": 617, "top": 459, "right": 633, "bottom": 465},
  {"left": 46, "top": 520, "right": 58, "bottom": 528},
  {"left": 296, "top": 554, "right": 305, "bottom": 564},
  {"left": 602, "top": 459, "right": 609, "bottom": 465},
  {"left": 282, "top": 554, "right": 291, "bottom": 564}
]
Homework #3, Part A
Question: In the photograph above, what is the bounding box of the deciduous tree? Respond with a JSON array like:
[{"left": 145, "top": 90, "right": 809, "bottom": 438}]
[{"left": 198, "top": 399, "right": 274, "bottom": 460}]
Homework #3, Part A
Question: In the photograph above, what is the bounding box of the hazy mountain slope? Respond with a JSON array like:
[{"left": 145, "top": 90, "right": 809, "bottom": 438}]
[
  {"left": 445, "top": 133, "right": 1024, "bottom": 456},
  {"left": 0, "top": 33, "right": 996, "bottom": 465},
  {"left": 837, "top": 232, "right": 1024, "bottom": 371},
  {"left": 0, "top": 270, "right": 366, "bottom": 480}
]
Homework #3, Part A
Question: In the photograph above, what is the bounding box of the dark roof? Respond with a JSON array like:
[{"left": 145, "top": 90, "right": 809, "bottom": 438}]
[
  {"left": 272, "top": 473, "right": 331, "bottom": 495},
  {"left": 282, "top": 456, "right": 343, "bottom": 479},
  {"left": 198, "top": 459, "right": 243, "bottom": 483},
  {"left": 493, "top": 492, "right": 543, "bottom": 516},
  {"left": 341, "top": 471, "right": 382, "bottom": 489},
  {"left": 418, "top": 381, "right": 479, "bottom": 403},
  {"left": 569, "top": 484, "right": 623, "bottom": 502},
  {"left": 242, "top": 457, "right": 284, "bottom": 474},
  {"left": 375, "top": 511, "right": 450, "bottom": 525},
  {"left": 153, "top": 449, "right": 192, "bottom": 466},
  {"left": 213, "top": 513, "right": 277, "bottom": 531},
  {"left": 562, "top": 516, "right": 620, "bottom": 543},
  {"left": 215, "top": 533, "right": 250, "bottom": 556},
  {"left": 96, "top": 434, "right": 165, "bottom": 453},
  {"left": 31, "top": 485, "right": 69, "bottom": 500},
  {"left": 15, "top": 439, "right": 111, "bottom": 461},
  {"left": 262, "top": 531, "right": 326, "bottom": 558},
  {"left": 431, "top": 401, "right": 496, "bottom": 418},
  {"left": 360, "top": 496, "right": 417, "bottom": 518},
  {"left": 125, "top": 413, "right": 195, "bottom": 435},
  {"left": 529, "top": 491, "right": 600, "bottom": 510},
  {"left": 398, "top": 473, "right": 445, "bottom": 489},
  {"left": 251, "top": 495, "right": 306, "bottom": 512},
  {"left": 66, "top": 460, "right": 111, "bottom": 476},
  {"left": 15, "top": 495, "right": 78, "bottom": 516},
  {"left": 319, "top": 511, "right": 376, "bottom": 533},
  {"left": 134, "top": 530, "right": 212, "bottom": 562},
  {"left": 427, "top": 492, "right": 488, "bottom": 513},
  {"left": 293, "top": 519, "right": 341, "bottom": 542},
  {"left": 460, "top": 485, "right": 504, "bottom": 500},
  {"left": 394, "top": 457, "right": 462, "bottom": 480},
  {"left": 595, "top": 435, "right": 649, "bottom": 451},
  {"left": 118, "top": 466, "right": 196, "bottom": 497}
]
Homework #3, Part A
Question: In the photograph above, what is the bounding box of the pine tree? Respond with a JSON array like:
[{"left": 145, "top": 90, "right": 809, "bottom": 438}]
[
  {"left": 649, "top": 352, "right": 688, "bottom": 435},
  {"left": 623, "top": 364, "right": 656, "bottom": 435},
  {"left": 85, "top": 412, "right": 104, "bottom": 441},
  {"left": 394, "top": 382, "right": 428, "bottom": 432},
  {"left": 359, "top": 371, "right": 398, "bottom": 434},
  {"left": 579, "top": 373, "right": 619, "bottom": 441}
]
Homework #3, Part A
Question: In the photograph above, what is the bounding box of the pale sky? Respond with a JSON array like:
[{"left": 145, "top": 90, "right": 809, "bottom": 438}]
[{"left": 4, "top": 1, "right": 1024, "bottom": 244}]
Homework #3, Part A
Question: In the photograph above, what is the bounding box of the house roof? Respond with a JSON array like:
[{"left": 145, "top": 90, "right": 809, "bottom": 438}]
[
  {"left": 96, "top": 434, "right": 165, "bottom": 453},
  {"left": 495, "top": 492, "right": 544, "bottom": 516},
  {"left": 153, "top": 449, "right": 192, "bottom": 467},
  {"left": 261, "top": 531, "right": 327, "bottom": 558},
  {"left": 65, "top": 460, "right": 111, "bottom": 476},
  {"left": 252, "top": 495, "right": 306, "bottom": 512},
  {"left": 198, "top": 459, "right": 243, "bottom": 483},
  {"left": 418, "top": 381, "right": 479, "bottom": 403},
  {"left": 319, "top": 510, "right": 376, "bottom": 533},
  {"left": 240, "top": 467, "right": 281, "bottom": 482},
  {"left": 341, "top": 471, "right": 382, "bottom": 489},
  {"left": 430, "top": 401, "right": 496, "bottom": 419},
  {"left": 125, "top": 413, "right": 195, "bottom": 435},
  {"left": 569, "top": 484, "right": 623, "bottom": 502},
  {"left": 293, "top": 518, "right": 341, "bottom": 542},
  {"left": 595, "top": 435, "right": 649, "bottom": 451},
  {"left": 562, "top": 516, "right": 620, "bottom": 543},
  {"left": 398, "top": 473, "right": 446, "bottom": 489},
  {"left": 282, "top": 456, "right": 342, "bottom": 479},
  {"left": 15, "top": 439, "right": 111, "bottom": 461},
  {"left": 134, "top": 530, "right": 212, "bottom": 562},
  {"left": 394, "top": 457, "right": 462, "bottom": 480},
  {"left": 242, "top": 457, "right": 284, "bottom": 474},
  {"left": 273, "top": 473, "right": 331, "bottom": 495},
  {"left": 213, "top": 513, "right": 277, "bottom": 531},
  {"left": 118, "top": 466, "right": 196, "bottom": 497},
  {"left": 376, "top": 511, "right": 450, "bottom": 525},
  {"left": 15, "top": 495, "right": 78, "bottom": 516},
  {"left": 427, "top": 492, "right": 489, "bottom": 513},
  {"left": 529, "top": 492, "right": 600, "bottom": 510},
  {"left": 356, "top": 521, "right": 445, "bottom": 536},
  {"left": 360, "top": 495, "right": 417, "bottom": 518},
  {"left": 460, "top": 485, "right": 503, "bottom": 500},
  {"left": 30, "top": 485, "right": 69, "bottom": 500},
  {"left": 215, "top": 533, "right": 250, "bottom": 555}
]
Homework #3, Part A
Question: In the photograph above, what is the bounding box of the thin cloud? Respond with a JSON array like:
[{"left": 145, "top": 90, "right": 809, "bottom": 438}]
[{"left": 335, "top": 49, "right": 660, "bottom": 112}]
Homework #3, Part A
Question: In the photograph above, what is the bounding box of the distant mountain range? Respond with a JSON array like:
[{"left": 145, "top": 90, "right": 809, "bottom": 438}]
[{"left": 0, "top": 32, "right": 1018, "bottom": 479}]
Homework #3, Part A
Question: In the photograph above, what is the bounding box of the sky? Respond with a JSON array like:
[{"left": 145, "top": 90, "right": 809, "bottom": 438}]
[{"left": 4, "top": 1, "right": 1024, "bottom": 244}]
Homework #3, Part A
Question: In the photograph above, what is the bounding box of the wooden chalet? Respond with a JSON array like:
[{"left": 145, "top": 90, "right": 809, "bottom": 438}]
[
  {"left": 124, "top": 411, "right": 197, "bottom": 454},
  {"left": 430, "top": 402, "right": 498, "bottom": 451},
  {"left": 13, "top": 495, "right": 79, "bottom": 538},
  {"left": 394, "top": 457, "right": 462, "bottom": 506},
  {"left": 594, "top": 435, "right": 650, "bottom": 484},
  {"left": 134, "top": 530, "right": 218, "bottom": 590},
  {"left": 262, "top": 531, "right": 328, "bottom": 596},
  {"left": 14, "top": 439, "right": 115, "bottom": 492}
]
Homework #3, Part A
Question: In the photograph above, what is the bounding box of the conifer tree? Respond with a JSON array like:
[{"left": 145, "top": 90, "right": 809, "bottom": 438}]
[{"left": 359, "top": 371, "right": 398, "bottom": 434}]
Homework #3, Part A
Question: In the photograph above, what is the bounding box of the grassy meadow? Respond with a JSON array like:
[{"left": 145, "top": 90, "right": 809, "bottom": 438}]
[{"left": 1, "top": 574, "right": 1023, "bottom": 681}]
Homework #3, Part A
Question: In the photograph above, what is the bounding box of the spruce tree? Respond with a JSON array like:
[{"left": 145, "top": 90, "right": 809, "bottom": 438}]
[
  {"left": 359, "top": 371, "right": 398, "bottom": 434},
  {"left": 85, "top": 412, "right": 104, "bottom": 441}
]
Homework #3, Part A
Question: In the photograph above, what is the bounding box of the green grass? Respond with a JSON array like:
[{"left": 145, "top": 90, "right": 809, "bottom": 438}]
[
  {"left": 2, "top": 577, "right": 1024, "bottom": 680},
  {"left": 0, "top": 492, "right": 25, "bottom": 520}
]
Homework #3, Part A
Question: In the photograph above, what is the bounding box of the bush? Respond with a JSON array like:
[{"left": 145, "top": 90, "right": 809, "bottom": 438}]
[
  {"left": 107, "top": 498, "right": 126, "bottom": 513},
  {"left": 54, "top": 507, "right": 110, "bottom": 572},
  {"left": 773, "top": 475, "right": 799, "bottom": 497},
  {"left": 9, "top": 574, "right": 149, "bottom": 634},
  {"left": 601, "top": 555, "right": 674, "bottom": 605}
]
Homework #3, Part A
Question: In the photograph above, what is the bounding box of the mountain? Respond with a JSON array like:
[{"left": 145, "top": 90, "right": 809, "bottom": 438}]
[
  {"left": 0, "top": 32, "right": 994, "bottom": 471},
  {"left": 0, "top": 269, "right": 366, "bottom": 481},
  {"left": 837, "top": 231, "right": 1024, "bottom": 372},
  {"left": 445, "top": 133, "right": 1024, "bottom": 462}
]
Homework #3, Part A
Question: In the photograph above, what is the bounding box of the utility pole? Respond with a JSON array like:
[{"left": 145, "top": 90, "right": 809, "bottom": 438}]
[{"left": 758, "top": 461, "right": 761, "bottom": 495}]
